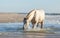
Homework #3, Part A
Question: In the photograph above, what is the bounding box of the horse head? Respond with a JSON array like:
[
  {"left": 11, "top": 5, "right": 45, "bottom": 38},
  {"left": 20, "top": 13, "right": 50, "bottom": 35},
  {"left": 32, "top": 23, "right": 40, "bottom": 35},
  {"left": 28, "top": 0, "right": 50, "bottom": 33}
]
[
  {"left": 23, "top": 17, "right": 27, "bottom": 30},
  {"left": 23, "top": 17, "right": 27, "bottom": 24}
]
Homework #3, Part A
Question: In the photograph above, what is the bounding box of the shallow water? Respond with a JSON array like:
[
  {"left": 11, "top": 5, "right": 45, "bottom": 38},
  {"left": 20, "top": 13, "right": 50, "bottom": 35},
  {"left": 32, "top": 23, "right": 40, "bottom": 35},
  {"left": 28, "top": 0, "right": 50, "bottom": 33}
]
[{"left": 0, "top": 15, "right": 60, "bottom": 34}]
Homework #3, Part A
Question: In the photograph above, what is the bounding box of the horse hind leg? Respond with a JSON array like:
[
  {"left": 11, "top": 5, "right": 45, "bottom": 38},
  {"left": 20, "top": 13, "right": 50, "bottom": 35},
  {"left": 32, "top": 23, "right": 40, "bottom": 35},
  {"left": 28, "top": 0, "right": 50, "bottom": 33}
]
[{"left": 41, "top": 21, "right": 43, "bottom": 29}]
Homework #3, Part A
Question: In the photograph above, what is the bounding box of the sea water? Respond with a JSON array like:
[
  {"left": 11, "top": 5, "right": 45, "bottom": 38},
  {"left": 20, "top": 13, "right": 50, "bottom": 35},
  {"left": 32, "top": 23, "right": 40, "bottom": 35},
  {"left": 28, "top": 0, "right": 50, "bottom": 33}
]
[{"left": 0, "top": 15, "right": 60, "bottom": 33}]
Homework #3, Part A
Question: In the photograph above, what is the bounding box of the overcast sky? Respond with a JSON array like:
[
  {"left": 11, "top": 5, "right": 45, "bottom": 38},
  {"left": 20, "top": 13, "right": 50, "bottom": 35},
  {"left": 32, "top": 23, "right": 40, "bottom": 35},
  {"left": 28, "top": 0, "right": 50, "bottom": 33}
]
[{"left": 0, "top": 0, "right": 60, "bottom": 13}]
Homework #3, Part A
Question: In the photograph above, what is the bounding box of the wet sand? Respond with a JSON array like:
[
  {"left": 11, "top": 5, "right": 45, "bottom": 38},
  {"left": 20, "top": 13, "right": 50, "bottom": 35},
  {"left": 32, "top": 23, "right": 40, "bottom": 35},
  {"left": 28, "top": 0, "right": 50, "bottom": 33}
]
[
  {"left": 0, "top": 32, "right": 60, "bottom": 38},
  {"left": 0, "top": 13, "right": 26, "bottom": 22}
]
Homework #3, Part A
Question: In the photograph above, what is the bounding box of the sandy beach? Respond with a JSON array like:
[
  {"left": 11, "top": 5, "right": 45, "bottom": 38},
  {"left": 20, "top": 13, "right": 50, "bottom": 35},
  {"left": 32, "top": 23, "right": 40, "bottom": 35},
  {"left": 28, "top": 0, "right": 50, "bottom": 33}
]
[
  {"left": 0, "top": 13, "right": 60, "bottom": 38},
  {"left": 0, "top": 13, "right": 26, "bottom": 23}
]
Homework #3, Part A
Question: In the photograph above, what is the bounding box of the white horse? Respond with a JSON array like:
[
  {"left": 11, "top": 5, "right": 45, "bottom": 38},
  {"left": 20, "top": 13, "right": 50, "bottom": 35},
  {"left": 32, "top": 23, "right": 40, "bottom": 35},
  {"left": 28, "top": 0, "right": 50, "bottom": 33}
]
[{"left": 23, "top": 9, "right": 45, "bottom": 30}]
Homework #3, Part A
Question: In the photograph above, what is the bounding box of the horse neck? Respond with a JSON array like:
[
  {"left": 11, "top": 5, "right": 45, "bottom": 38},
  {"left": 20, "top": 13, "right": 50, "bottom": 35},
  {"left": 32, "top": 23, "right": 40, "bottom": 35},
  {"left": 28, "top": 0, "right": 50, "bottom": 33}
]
[{"left": 26, "top": 10, "right": 36, "bottom": 19}]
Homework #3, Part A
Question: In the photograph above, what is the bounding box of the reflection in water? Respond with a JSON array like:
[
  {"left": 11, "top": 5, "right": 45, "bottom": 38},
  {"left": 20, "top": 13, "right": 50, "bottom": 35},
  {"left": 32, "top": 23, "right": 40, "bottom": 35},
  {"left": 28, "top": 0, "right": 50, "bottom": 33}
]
[{"left": 4, "top": 32, "right": 59, "bottom": 38}]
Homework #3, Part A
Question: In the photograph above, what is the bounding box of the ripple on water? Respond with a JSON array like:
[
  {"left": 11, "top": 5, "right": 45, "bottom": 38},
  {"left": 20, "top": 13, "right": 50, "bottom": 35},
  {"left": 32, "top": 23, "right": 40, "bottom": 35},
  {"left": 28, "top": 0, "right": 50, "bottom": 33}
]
[{"left": 0, "top": 22, "right": 60, "bottom": 34}]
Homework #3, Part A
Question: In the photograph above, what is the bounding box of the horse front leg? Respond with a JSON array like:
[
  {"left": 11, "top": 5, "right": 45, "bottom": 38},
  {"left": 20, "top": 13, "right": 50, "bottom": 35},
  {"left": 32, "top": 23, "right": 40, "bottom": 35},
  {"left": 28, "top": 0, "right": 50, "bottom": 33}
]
[
  {"left": 37, "top": 23, "right": 39, "bottom": 27},
  {"left": 33, "top": 22, "right": 38, "bottom": 29},
  {"left": 32, "top": 22, "right": 39, "bottom": 29},
  {"left": 32, "top": 23, "right": 35, "bottom": 29},
  {"left": 26, "top": 22, "right": 30, "bottom": 29}
]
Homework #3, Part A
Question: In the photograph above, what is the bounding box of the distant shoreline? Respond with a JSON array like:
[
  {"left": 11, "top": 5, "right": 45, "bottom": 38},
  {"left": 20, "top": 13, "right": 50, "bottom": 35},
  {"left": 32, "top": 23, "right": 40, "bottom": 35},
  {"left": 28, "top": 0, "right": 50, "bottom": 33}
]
[
  {"left": 0, "top": 12, "right": 60, "bottom": 15},
  {"left": 19, "top": 13, "right": 60, "bottom": 15}
]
